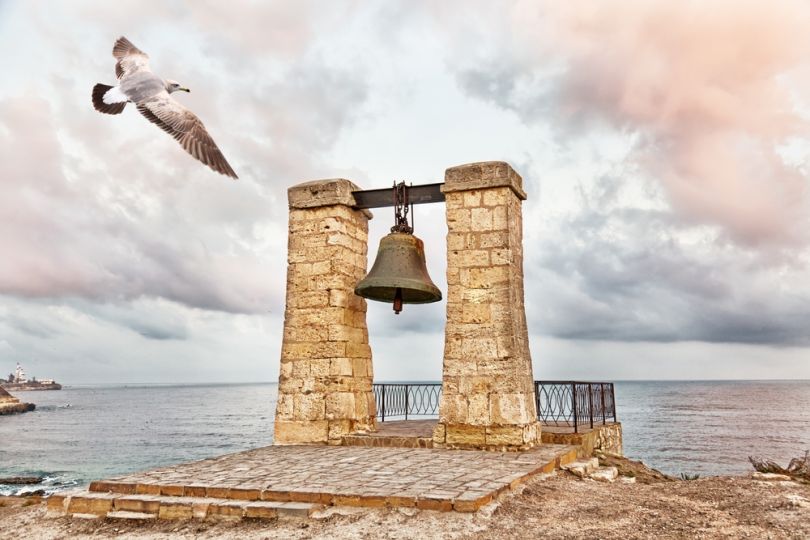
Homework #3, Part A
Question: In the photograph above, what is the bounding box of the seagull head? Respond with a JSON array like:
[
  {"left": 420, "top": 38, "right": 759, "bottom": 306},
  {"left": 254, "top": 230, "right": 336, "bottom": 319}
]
[{"left": 165, "top": 79, "right": 190, "bottom": 94}]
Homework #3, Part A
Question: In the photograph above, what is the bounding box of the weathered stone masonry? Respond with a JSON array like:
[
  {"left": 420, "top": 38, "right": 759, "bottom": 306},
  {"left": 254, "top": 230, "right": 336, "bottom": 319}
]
[
  {"left": 274, "top": 179, "right": 377, "bottom": 445},
  {"left": 275, "top": 162, "right": 541, "bottom": 451},
  {"left": 433, "top": 162, "right": 541, "bottom": 450}
]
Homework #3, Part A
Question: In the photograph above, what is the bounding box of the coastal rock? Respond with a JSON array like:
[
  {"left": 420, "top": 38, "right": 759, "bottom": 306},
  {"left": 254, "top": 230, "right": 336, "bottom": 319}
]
[
  {"left": 590, "top": 467, "right": 619, "bottom": 483},
  {"left": 751, "top": 472, "right": 792, "bottom": 482},
  {"left": 0, "top": 476, "right": 43, "bottom": 485},
  {"left": 561, "top": 458, "right": 600, "bottom": 478},
  {"left": 0, "top": 386, "right": 35, "bottom": 415}
]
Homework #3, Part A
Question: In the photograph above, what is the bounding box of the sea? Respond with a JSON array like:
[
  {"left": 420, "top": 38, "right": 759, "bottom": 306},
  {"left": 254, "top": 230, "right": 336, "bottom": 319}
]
[{"left": 1, "top": 381, "right": 808, "bottom": 496}]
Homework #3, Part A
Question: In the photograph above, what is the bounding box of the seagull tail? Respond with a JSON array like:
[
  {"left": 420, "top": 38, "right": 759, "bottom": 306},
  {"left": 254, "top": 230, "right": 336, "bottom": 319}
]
[{"left": 92, "top": 84, "right": 127, "bottom": 115}]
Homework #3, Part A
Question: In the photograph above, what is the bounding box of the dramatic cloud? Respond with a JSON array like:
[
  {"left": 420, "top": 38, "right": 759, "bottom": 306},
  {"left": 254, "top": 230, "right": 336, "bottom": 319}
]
[
  {"left": 524, "top": 173, "right": 810, "bottom": 346},
  {"left": 435, "top": 0, "right": 810, "bottom": 346},
  {"left": 452, "top": 0, "right": 810, "bottom": 246}
]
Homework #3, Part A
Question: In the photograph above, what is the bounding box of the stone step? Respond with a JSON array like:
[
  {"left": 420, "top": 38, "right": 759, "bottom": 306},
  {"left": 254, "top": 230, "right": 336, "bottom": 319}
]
[
  {"left": 47, "top": 490, "right": 322, "bottom": 522},
  {"left": 341, "top": 433, "right": 434, "bottom": 448}
]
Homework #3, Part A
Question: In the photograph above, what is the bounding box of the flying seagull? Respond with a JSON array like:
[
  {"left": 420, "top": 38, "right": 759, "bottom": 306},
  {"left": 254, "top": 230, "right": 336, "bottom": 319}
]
[{"left": 92, "top": 36, "right": 238, "bottom": 179}]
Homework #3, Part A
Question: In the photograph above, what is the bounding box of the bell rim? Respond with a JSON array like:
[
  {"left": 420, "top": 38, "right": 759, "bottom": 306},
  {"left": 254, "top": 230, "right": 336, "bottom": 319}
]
[{"left": 354, "top": 279, "right": 442, "bottom": 304}]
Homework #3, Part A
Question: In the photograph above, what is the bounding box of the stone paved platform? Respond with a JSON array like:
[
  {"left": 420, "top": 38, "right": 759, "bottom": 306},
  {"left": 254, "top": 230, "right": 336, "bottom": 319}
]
[{"left": 84, "top": 443, "right": 577, "bottom": 513}]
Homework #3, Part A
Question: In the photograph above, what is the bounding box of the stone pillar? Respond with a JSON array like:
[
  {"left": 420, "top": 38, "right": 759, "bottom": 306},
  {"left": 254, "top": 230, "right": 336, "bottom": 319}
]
[
  {"left": 433, "top": 161, "right": 541, "bottom": 450},
  {"left": 274, "top": 179, "right": 376, "bottom": 445}
]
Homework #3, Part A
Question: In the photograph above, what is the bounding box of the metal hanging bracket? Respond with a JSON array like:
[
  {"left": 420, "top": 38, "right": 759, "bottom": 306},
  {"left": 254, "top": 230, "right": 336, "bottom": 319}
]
[{"left": 352, "top": 182, "right": 445, "bottom": 209}]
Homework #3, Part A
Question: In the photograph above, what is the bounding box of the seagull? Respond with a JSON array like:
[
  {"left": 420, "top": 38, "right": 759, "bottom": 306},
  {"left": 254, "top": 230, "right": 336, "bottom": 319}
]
[{"left": 92, "top": 36, "right": 238, "bottom": 179}]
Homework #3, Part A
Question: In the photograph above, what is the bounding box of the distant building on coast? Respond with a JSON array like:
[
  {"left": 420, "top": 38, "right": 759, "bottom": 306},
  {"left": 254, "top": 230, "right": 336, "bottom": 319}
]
[{"left": 2, "top": 363, "right": 61, "bottom": 391}]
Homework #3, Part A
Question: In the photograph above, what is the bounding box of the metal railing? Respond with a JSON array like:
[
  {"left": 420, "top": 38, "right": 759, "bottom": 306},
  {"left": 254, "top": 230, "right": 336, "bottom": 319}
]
[
  {"left": 534, "top": 381, "right": 616, "bottom": 433},
  {"left": 372, "top": 381, "right": 616, "bottom": 433},
  {"left": 372, "top": 383, "right": 442, "bottom": 421}
]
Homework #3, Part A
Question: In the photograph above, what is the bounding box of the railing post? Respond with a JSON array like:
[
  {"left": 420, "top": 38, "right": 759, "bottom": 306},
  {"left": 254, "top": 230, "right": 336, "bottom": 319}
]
[
  {"left": 381, "top": 385, "right": 386, "bottom": 422},
  {"left": 535, "top": 382, "right": 541, "bottom": 422},
  {"left": 610, "top": 383, "right": 617, "bottom": 422},
  {"left": 405, "top": 385, "right": 409, "bottom": 421},
  {"left": 588, "top": 383, "right": 594, "bottom": 429},
  {"left": 601, "top": 383, "right": 607, "bottom": 425},
  {"left": 571, "top": 383, "right": 578, "bottom": 434}
]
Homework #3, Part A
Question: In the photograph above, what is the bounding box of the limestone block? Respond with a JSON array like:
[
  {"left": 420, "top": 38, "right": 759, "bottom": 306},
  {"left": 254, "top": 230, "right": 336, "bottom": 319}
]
[
  {"left": 432, "top": 422, "right": 447, "bottom": 444},
  {"left": 445, "top": 424, "right": 486, "bottom": 446},
  {"left": 493, "top": 205, "right": 508, "bottom": 230},
  {"left": 446, "top": 208, "right": 471, "bottom": 231},
  {"left": 294, "top": 393, "right": 325, "bottom": 421},
  {"left": 328, "top": 325, "right": 365, "bottom": 343},
  {"left": 443, "top": 161, "right": 527, "bottom": 200},
  {"left": 327, "top": 419, "right": 354, "bottom": 442},
  {"left": 309, "top": 358, "right": 331, "bottom": 377},
  {"left": 288, "top": 179, "right": 361, "bottom": 210},
  {"left": 350, "top": 357, "right": 372, "bottom": 377},
  {"left": 463, "top": 191, "right": 481, "bottom": 207},
  {"left": 461, "top": 303, "right": 491, "bottom": 323},
  {"left": 325, "top": 392, "right": 356, "bottom": 419},
  {"left": 490, "top": 248, "right": 512, "bottom": 266},
  {"left": 460, "top": 337, "right": 498, "bottom": 359},
  {"left": 485, "top": 426, "right": 525, "bottom": 446},
  {"left": 466, "top": 394, "right": 490, "bottom": 425},
  {"left": 275, "top": 394, "right": 294, "bottom": 420},
  {"left": 470, "top": 207, "right": 493, "bottom": 231},
  {"left": 483, "top": 188, "right": 510, "bottom": 207},
  {"left": 329, "top": 358, "right": 353, "bottom": 376},
  {"left": 458, "top": 376, "right": 494, "bottom": 395},
  {"left": 452, "top": 249, "right": 490, "bottom": 267},
  {"left": 439, "top": 393, "right": 468, "bottom": 424},
  {"left": 346, "top": 342, "right": 372, "bottom": 359},
  {"left": 590, "top": 467, "right": 618, "bottom": 483},
  {"left": 489, "top": 393, "right": 531, "bottom": 425},
  {"left": 462, "top": 266, "right": 509, "bottom": 289},
  {"left": 328, "top": 289, "right": 349, "bottom": 307},
  {"left": 522, "top": 422, "right": 541, "bottom": 445},
  {"left": 561, "top": 458, "right": 599, "bottom": 478},
  {"left": 479, "top": 231, "right": 509, "bottom": 248},
  {"left": 274, "top": 420, "right": 329, "bottom": 444}
]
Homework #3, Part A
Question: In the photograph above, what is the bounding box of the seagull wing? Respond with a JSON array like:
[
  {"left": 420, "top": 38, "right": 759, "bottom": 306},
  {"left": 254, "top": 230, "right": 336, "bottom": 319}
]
[
  {"left": 137, "top": 94, "right": 238, "bottom": 179},
  {"left": 112, "top": 36, "right": 150, "bottom": 79}
]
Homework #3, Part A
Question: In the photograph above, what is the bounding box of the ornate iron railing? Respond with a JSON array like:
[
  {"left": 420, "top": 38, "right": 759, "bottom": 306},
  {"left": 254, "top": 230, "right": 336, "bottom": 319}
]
[
  {"left": 534, "top": 381, "right": 616, "bottom": 433},
  {"left": 372, "top": 383, "right": 442, "bottom": 421},
  {"left": 373, "top": 381, "right": 616, "bottom": 432}
]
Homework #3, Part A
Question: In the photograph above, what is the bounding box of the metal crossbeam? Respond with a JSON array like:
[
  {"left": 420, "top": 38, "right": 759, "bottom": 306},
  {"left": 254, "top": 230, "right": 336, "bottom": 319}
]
[{"left": 352, "top": 183, "right": 445, "bottom": 209}]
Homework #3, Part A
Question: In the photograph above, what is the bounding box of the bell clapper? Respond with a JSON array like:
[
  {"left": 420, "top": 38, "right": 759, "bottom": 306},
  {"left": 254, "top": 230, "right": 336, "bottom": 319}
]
[{"left": 394, "top": 287, "right": 403, "bottom": 314}]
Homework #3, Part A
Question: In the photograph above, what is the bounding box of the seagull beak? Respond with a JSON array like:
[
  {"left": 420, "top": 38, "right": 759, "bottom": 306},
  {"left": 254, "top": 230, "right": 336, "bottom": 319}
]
[{"left": 181, "top": 88, "right": 190, "bottom": 93}]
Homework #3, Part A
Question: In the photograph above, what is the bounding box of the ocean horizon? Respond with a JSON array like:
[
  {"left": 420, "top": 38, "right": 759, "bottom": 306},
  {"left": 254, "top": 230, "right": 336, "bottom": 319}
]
[{"left": 1, "top": 380, "right": 808, "bottom": 496}]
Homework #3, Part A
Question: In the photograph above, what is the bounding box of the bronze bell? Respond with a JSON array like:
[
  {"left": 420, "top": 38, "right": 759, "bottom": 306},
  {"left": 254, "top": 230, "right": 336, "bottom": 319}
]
[
  {"left": 355, "top": 181, "right": 442, "bottom": 314},
  {"left": 355, "top": 232, "right": 442, "bottom": 314}
]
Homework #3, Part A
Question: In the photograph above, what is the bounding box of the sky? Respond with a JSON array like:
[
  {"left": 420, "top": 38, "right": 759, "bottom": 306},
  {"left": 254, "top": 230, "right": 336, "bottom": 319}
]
[{"left": 0, "top": 0, "right": 809, "bottom": 383}]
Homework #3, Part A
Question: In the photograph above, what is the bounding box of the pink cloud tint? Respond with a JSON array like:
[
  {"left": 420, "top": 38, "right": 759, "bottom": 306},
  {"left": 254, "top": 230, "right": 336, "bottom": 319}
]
[
  {"left": 550, "top": 0, "right": 810, "bottom": 244},
  {"left": 453, "top": 0, "right": 810, "bottom": 245}
]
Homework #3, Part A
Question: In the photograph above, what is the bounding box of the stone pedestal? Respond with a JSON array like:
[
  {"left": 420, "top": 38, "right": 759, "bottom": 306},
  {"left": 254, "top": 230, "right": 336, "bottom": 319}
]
[
  {"left": 433, "top": 161, "right": 541, "bottom": 450},
  {"left": 274, "top": 179, "right": 376, "bottom": 445}
]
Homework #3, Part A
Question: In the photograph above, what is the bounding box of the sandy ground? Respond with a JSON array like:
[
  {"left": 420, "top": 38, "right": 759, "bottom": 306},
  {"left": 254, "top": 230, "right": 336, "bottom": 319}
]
[{"left": 1, "top": 468, "right": 809, "bottom": 540}]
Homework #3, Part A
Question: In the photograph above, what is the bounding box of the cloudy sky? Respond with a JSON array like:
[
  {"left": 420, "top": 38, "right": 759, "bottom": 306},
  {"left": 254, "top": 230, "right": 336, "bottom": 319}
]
[{"left": 1, "top": 0, "right": 809, "bottom": 383}]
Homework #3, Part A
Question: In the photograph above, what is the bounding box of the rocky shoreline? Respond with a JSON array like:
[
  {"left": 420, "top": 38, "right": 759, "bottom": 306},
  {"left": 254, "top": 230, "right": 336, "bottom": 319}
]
[{"left": 0, "top": 386, "right": 35, "bottom": 416}]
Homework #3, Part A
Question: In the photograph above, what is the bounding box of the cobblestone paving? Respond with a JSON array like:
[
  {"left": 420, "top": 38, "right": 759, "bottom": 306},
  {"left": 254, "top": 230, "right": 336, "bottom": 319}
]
[{"left": 92, "top": 444, "right": 576, "bottom": 512}]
